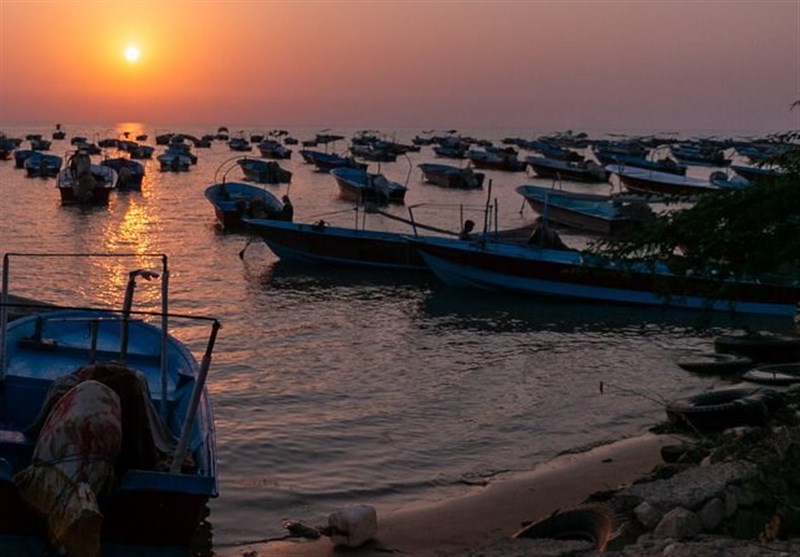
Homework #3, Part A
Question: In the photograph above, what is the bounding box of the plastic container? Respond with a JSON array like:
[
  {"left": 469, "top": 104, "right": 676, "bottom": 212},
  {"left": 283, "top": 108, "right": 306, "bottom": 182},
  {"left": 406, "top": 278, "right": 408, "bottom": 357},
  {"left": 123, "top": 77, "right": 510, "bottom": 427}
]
[{"left": 327, "top": 504, "right": 377, "bottom": 548}]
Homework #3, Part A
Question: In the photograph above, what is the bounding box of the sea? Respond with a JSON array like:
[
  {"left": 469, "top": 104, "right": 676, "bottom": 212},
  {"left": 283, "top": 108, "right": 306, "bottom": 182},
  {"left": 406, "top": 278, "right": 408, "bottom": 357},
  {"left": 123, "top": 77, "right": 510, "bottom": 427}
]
[{"left": 0, "top": 123, "right": 796, "bottom": 554}]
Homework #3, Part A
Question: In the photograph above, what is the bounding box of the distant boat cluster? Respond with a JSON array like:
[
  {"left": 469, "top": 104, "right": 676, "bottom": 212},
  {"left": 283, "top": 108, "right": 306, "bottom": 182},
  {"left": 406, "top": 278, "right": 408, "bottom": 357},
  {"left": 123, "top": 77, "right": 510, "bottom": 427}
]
[{"left": 1, "top": 122, "right": 795, "bottom": 316}]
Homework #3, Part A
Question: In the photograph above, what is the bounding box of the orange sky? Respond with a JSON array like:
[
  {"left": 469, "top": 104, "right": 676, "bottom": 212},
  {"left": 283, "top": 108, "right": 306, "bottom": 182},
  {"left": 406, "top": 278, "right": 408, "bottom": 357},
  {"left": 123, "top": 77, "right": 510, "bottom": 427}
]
[{"left": 1, "top": 0, "right": 798, "bottom": 132}]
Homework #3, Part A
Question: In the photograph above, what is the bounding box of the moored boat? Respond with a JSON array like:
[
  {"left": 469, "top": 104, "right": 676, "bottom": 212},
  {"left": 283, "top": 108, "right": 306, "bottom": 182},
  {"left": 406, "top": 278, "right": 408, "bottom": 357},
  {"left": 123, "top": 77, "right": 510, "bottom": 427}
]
[
  {"left": 515, "top": 185, "right": 653, "bottom": 235},
  {"left": 204, "top": 181, "right": 289, "bottom": 229},
  {"left": 418, "top": 163, "right": 485, "bottom": 189},
  {"left": 0, "top": 252, "right": 221, "bottom": 552},
  {"left": 237, "top": 157, "right": 292, "bottom": 184},
  {"left": 526, "top": 156, "right": 610, "bottom": 183},
  {"left": 408, "top": 236, "right": 799, "bottom": 317},
  {"left": 23, "top": 152, "right": 62, "bottom": 178},
  {"left": 330, "top": 167, "right": 408, "bottom": 204},
  {"left": 607, "top": 165, "right": 721, "bottom": 197},
  {"left": 241, "top": 218, "right": 428, "bottom": 270},
  {"left": 56, "top": 151, "right": 117, "bottom": 206}
]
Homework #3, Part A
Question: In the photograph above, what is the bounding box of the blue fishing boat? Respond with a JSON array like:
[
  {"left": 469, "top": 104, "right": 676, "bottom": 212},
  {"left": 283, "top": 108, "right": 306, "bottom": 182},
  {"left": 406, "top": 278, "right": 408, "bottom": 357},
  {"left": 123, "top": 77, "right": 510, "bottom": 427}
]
[
  {"left": 408, "top": 236, "right": 799, "bottom": 317},
  {"left": 0, "top": 252, "right": 221, "bottom": 552}
]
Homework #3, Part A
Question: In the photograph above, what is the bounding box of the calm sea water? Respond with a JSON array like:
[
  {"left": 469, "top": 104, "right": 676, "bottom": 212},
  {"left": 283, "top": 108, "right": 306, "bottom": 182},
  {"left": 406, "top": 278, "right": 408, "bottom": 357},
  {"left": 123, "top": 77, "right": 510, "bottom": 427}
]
[{"left": 0, "top": 123, "right": 795, "bottom": 551}]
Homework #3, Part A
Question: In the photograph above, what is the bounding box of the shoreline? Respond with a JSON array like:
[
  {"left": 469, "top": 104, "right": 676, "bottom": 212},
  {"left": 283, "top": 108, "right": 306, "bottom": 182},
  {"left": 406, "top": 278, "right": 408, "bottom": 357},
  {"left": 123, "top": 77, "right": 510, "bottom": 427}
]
[{"left": 217, "top": 432, "right": 676, "bottom": 557}]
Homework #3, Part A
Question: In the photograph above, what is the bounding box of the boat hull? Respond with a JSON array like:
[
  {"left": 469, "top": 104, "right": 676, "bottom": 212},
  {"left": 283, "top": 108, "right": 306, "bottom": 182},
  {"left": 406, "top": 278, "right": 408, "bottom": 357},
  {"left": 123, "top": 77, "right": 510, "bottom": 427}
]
[
  {"left": 409, "top": 238, "right": 799, "bottom": 317},
  {"left": 243, "top": 219, "right": 427, "bottom": 270}
]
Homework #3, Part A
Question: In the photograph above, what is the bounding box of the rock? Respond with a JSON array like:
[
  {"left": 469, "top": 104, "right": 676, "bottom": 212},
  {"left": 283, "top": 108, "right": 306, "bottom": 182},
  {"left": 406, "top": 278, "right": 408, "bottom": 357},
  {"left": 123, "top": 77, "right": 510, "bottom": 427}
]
[
  {"left": 633, "top": 501, "right": 661, "bottom": 530},
  {"left": 698, "top": 497, "right": 725, "bottom": 530},
  {"left": 653, "top": 507, "right": 700, "bottom": 539}
]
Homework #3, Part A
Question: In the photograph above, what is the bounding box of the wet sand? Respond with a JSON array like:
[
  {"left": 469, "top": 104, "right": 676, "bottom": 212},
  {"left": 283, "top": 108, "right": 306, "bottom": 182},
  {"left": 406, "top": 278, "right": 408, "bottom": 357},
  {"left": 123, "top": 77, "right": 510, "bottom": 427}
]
[{"left": 218, "top": 432, "right": 676, "bottom": 557}]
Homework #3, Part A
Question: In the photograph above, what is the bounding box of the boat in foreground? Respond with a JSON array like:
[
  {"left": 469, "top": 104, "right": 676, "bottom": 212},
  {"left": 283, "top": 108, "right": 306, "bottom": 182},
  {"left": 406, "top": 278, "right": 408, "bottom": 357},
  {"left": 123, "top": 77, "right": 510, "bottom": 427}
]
[
  {"left": 0, "top": 252, "right": 220, "bottom": 553},
  {"left": 407, "top": 237, "right": 799, "bottom": 317},
  {"left": 515, "top": 184, "right": 654, "bottom": 235}
]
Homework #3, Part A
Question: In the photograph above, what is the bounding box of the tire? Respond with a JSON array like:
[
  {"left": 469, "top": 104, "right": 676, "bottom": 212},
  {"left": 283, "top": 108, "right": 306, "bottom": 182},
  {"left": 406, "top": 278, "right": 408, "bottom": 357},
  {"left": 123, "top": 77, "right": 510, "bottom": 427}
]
[
  {"left": 513, "top": 503, "right": 615, "bottom": 550},
  {"left": 665, "top": 387, "right": 784, "bottom": 432},
  {"left": 675, "top": 352, "right": 753, "bottom": 375},
  {"left": 714, "top": 333, "right": 800, "bottom": 364},
  {"left": 742, "top": 363, "right": 800, "bottom": 387}
]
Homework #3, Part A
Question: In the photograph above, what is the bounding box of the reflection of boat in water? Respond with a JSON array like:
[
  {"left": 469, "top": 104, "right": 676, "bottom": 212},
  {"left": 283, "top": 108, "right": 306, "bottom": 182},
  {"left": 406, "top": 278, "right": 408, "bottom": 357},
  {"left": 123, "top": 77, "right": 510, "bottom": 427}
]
[{"left": 0, "top": 252, "right": 220, "bottom": 553}]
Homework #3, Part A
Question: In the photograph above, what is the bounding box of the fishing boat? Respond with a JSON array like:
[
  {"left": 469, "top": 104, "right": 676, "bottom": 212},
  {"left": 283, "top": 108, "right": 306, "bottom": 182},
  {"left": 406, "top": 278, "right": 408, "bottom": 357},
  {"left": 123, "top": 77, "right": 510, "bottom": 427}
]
[
  {"left": 241, "top": 218, "right": 429, "bottom": 270},
  {"left": 204, "top": 181, "right": 289, "bottom": 229},
  {"left": 515, "top": 185, "right": 653, "bottom": 235},
  {"left": 205, "top": 156, "right": 291, "bottom": 229},
  {"left": 56, "top": 151, "right": 118, "bottom": 206},
  {"left": 730, "top": 164, "right": 786, "bottom": 187},
  {"left": 23, "top": 152, "right": 63, "bottom": 178},
  {"left": 0, "top": 252, "right": 221, "bottom": 552},
  {"left": 101, "top": 157, "right": 145, "bottom": 191},
  {"left": 257, "top": 139, "right": 292, "bottom": 160},
  {"left": 607, "top": 164, "right": 721, "bottom": 197},
  {"left": 408, "top": 237, "right": 799, "bottom": 317},
  {"left": 526, "top": 156, "right": 610, "bottom": 183},
  {"left": 330, "top": 167, "right": 408, "bottom": 204},
  {"left": 299, "top": 149, "right": 367, "bottom": 173},
  {"left": 592, "top": 151, "right": 687, "bottom": 176},
  {"left": 418, "top": 163, "right": 485, "bottom": 189},
  {"left": 236, "top": 158, "right": 292, "bottom": 184}
]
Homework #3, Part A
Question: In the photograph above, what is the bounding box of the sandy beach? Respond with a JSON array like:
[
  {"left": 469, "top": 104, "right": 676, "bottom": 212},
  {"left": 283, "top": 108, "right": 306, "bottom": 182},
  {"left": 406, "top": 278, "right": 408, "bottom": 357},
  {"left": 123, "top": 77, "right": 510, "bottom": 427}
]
[{"left": 218, "top": 433, "right": 676, "bottom": 557}]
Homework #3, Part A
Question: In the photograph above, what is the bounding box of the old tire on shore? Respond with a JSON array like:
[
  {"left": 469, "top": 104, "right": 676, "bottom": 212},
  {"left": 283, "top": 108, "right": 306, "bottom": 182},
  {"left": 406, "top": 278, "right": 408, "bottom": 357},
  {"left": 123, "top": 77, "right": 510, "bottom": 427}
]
[
  {"left": 512, "top": 503, "right": 615, "bottom": 550},
  {"left": 675, "top": 352, "right": 753, "bottom": 375},
  {"left": 665, "top": 387, "right": 784, "bottom": 432},
  {"left": 714, "top": 333, "right": 800, "bottom": 364},
  {"left": 742, "top": 363, "right": 800, "bottom": 387}
]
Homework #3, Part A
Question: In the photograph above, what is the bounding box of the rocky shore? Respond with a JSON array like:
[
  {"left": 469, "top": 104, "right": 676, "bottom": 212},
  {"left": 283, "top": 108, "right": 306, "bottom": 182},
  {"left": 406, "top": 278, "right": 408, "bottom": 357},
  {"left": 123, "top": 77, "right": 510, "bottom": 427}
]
[
  {"left": 463, "top": 384, "right": 800, "bottom": 557},
  {"left": 226, "top": 382, "right": 800, "bottom": 557}
]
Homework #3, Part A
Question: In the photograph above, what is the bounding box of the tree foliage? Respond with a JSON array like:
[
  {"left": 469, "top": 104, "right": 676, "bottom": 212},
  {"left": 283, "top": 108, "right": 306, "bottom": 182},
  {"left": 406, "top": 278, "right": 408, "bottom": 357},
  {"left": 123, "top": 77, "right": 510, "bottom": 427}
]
[{"left": 593, "top": 131, "right": 800, "bottom": 285}]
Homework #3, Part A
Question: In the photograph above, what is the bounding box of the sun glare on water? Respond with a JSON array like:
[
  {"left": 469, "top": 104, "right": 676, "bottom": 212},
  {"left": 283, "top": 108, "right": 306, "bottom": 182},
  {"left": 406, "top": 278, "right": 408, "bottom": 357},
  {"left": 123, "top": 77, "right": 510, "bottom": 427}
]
[{"left": 124, "top": 45, "right": 140, "bottom": 63}]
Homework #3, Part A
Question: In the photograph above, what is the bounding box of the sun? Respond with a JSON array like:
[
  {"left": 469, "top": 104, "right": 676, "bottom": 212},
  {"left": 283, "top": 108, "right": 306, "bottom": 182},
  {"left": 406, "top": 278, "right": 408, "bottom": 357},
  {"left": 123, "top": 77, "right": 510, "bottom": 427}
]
[{"left": 124, "top": 45, "right": 140, "bottom": 63}]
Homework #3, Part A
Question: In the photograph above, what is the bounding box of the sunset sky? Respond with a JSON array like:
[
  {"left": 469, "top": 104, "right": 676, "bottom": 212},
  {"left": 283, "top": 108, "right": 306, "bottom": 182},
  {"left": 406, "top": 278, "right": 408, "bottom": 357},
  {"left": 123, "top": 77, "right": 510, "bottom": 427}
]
[{"left": 1, "top": 0, "right": 798, "bottom": 133}]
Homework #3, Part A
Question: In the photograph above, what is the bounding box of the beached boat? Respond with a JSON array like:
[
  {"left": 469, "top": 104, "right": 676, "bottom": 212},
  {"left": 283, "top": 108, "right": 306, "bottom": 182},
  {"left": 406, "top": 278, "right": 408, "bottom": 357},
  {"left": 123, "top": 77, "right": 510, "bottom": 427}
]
[
  {"left": 23, "top": 152, "right": 62, "bottom": 178},
  {"left": 236, "top": 158, "right": 292, "bottom": 184},
  {"left": 418, "top": 163, "right": 485, "bottom": 189},
  {"left": 408, "top": 237, "right": 799, "bottom": 317},
  {"left": 330, "top": 167, "right": 408, "bottom": 204},
  {"left": 515, "top": 185, "right": 653, "bottom": 235},
  {"left": 56, "top": 151, "right": 118, "bottom": 206},
  {"left": 0, "top": 252, "right": 221, "bottom": 552},
  {"left": 607, "top": 165, "right": 721, "bottom": 197},
  {"left": 526, "top": 156, "right": 610, "bottom": 183},
  {"left": 241, "top": 218, "right": 428, "bottom": 270}
]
